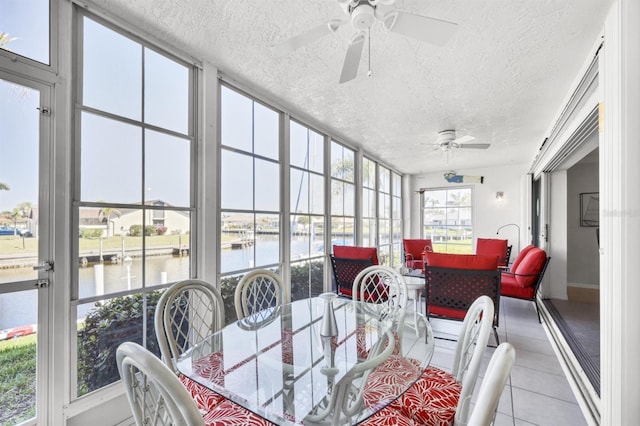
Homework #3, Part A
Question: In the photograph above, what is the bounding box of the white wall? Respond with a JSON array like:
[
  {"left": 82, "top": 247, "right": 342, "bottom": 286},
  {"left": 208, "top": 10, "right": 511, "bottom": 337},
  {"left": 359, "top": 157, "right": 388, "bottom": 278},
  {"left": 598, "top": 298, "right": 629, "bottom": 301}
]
[
  {"left": 601, "top": 1, "right": 640, "bottom": 422},
  {"left": 549, "top": 171, "right": 568, "bottom": 299},
  {"left": 567, "top": 156, "right": 599, "bottom": 288},
  {"left": 409, "top": 164, "right": 528, "bottom": 255}
]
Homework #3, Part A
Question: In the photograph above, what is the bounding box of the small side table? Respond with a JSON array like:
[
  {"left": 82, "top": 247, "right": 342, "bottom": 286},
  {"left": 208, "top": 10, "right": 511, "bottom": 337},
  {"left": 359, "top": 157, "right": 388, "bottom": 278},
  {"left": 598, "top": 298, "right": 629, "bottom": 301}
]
[{"left": 401, "top": 268, "right": 426, "bottom": 337}]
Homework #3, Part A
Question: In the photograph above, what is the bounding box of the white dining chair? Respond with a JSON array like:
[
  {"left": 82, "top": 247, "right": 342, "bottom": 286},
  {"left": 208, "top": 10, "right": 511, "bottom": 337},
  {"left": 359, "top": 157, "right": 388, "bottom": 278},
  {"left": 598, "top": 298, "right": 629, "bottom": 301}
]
[
  {"left": 234, "top": 269, "right": 284, "bottom": 320},
  {"left": 304, "top": 329, "right": 397, "bottom": 425},
  {"left": 362, "top": 295, "right": 494, "bottom": 426},
  {"left": 117, "top": 342, "right": 275, "bottom": 426},
  {"left": 116, "top": 341, "right": 205, "bottom": 426},
  {"left": 351, "top": 265, "right": 410, "bottom": 335},
  {"left": 466, "top": 342, "right": 516, "bottom": 426},
  {"left": 154, "top": 279, "right": 226, "bottom": 412},
  {"left": 155, "top": 279, "right": 225, "bottom": 372}
]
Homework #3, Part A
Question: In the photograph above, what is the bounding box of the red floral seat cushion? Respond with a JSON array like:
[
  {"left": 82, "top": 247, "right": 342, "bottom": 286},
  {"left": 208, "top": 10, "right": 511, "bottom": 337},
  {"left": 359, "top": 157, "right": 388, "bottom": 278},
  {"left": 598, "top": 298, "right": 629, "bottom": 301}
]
[
  {"left": 356, "top": 325, "right": 402, "bottom": 359},
  {"left": 363, "top": 356, "right": 423, "bottom": 405},
  {"left": 360, "top": 406, "right": 417, "bottom": 425},
  {"left": 395, "top": 366, "right": 461, "bottom": 425},
  {"left": 362, "top": 358, "right": 460, "bottom": 425},
  {"left": 181, "top": 351, "right": 228, "bottom": 411},
  {"left": 202, "top": 399, "right": 276, "bottom": 425},
  {"left": 180, "top": 374, "right": 224, "bottom": 412}
]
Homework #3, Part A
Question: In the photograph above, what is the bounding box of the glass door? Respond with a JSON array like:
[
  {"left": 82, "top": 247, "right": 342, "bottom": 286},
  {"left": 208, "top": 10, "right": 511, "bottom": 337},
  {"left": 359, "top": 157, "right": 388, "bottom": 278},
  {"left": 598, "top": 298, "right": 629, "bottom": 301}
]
[{"left": 0, "top": 74, "right": 51, "bottom": 425}]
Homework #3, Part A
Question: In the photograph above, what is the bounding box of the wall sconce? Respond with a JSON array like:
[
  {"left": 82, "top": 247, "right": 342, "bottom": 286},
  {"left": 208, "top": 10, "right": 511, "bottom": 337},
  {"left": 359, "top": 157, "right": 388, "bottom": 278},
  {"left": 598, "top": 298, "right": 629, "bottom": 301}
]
[{"left": 496, "top": 192, "right": 505, "bottom": 202}]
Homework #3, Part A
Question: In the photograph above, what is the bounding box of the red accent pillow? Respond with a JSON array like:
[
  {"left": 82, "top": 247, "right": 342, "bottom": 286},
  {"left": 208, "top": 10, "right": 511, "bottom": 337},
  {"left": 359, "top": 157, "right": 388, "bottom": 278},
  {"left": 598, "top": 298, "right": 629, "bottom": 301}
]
[
  {"left": 510, "top": 244, "right": 536, "bottom": 272},
  {"left": 514, "top": 248, "right": 547, "bottom": 287},
  {"left": 476, "top": 238, "right": 508, "bottom": 265},
  {"left": 425, "top": 252, "right": 499, "bottom": 271},
  {"left": 333, "top": 245, "right": 379, "bottom": 265}
]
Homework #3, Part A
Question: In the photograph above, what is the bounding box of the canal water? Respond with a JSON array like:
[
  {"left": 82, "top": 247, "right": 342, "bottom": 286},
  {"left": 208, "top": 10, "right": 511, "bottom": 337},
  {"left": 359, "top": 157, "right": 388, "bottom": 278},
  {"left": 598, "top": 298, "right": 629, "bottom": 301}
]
[{"left": 0, "top": 236, "right": 318, "bottom": 330}]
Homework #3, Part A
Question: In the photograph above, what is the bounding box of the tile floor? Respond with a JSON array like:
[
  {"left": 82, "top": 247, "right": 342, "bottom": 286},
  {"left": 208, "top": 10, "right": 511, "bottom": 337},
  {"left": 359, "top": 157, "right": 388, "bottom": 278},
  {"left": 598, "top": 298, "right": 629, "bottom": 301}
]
[{"left": 402, "top": 297, "right": 588, "bottom": 426}]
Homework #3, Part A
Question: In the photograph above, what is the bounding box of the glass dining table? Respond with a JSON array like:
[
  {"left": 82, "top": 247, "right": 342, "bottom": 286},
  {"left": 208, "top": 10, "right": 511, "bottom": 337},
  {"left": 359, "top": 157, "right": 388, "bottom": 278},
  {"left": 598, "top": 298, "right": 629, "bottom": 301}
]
[{"left": 177, "top": 296, "right": 435, "bottom": 425}]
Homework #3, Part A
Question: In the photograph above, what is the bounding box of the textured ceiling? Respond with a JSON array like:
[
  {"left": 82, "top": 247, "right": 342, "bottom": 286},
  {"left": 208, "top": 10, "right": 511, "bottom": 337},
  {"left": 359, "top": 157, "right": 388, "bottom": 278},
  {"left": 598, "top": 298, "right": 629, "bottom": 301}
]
[{"left": 92, "top": 0, "right": 612, "bottom": 175}]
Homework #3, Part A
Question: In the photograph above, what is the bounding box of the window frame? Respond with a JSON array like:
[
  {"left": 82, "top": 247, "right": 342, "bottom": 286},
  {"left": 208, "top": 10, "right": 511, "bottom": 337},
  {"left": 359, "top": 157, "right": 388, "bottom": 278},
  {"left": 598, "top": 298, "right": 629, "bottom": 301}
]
[
  {"left": 420, "top": 186, "right": 474, "bottom": 254},
  {"left": 71, "top": 10, "right": 197, "bottom": 399}
]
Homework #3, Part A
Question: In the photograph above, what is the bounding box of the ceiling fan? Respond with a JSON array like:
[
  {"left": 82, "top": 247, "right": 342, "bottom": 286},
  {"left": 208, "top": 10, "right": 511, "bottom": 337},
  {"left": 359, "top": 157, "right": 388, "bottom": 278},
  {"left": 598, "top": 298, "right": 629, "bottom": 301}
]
[
  {"left": 274, "top": 0, "right": 458, "bottom": 84},
  {"left": 433, "top": 130, "right": 491, "bottom": 152}
]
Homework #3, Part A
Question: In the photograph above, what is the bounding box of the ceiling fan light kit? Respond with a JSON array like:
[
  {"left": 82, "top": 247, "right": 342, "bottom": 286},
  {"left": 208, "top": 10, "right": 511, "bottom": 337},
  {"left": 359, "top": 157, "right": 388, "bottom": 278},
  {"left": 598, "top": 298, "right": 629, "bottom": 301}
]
[
  {"left": 433, "top": 129, "right": 491, "bottom": 152},
  {"left": 274, "top": 0, "right": 458, "bottom": 83},
  {"left": 350, "top": 3, "right": 375, "bottom": 29}
]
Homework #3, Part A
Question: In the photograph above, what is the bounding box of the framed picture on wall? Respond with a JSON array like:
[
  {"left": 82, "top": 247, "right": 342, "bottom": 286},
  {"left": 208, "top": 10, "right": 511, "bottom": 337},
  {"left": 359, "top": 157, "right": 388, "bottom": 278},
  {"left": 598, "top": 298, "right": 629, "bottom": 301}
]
[{"left": 580, "top": 192, "right": 599, "bottom": 227}]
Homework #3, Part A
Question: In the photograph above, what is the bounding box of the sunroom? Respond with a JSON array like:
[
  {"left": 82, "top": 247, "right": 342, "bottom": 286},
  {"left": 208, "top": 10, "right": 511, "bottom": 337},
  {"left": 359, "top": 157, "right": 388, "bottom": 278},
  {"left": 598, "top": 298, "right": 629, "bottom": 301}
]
[{"left": 0, "top": 0, "right": 638, "bottom": 425}]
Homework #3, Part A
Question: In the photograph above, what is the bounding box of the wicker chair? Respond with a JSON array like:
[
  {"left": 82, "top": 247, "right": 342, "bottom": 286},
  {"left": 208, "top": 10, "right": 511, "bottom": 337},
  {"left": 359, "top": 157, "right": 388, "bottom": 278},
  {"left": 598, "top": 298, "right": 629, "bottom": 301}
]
[{"left": 234, "top": 269, "right": 284, "bottom": 320}]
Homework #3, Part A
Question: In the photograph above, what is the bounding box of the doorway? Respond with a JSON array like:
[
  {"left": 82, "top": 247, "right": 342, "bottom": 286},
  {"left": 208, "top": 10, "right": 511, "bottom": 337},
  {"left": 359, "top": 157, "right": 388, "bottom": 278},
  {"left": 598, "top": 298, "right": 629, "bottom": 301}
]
[{"left": 0, "top": 74, "right": 52, "bottom": 425}]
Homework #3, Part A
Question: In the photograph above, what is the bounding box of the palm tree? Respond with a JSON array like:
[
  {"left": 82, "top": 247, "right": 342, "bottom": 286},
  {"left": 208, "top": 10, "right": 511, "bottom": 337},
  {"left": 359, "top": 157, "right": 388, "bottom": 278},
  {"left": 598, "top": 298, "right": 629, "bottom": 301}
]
[
  {"left": 2, "top": 203, "right": 30, "bottom": 237},
  {"left": 0, "top": 33, "right": 16, "bottom": 49},
  {"left": 98, "top": 207, "right": 121, "bottom": 238},
  {"left": 0, "top": 183, "right": 9, "bottom": 191}
]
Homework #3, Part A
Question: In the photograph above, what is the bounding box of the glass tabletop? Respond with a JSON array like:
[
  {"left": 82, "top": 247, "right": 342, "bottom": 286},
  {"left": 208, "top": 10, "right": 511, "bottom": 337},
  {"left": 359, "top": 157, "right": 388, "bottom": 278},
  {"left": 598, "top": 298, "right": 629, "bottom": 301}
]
[{"left": 177, "top": 297, "right": 434, "bottom": 425}]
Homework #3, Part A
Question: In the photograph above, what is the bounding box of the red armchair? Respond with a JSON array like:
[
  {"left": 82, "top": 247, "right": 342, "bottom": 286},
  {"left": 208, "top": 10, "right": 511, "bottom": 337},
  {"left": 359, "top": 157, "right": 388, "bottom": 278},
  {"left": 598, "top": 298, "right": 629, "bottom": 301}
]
[
  {"left": 500, "top": 245, "right": 551, "bottom": 322},
  {"left": 402, "top": 239, "right": 433, "bottom": 272},
  {"left": 476, "top": 238, "right": 511, "bottom": 268}
]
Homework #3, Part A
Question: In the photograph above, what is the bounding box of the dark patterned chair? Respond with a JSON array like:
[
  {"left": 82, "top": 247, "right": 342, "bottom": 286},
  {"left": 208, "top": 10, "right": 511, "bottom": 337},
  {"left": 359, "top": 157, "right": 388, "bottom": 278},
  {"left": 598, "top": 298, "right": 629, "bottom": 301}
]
[
  {"left": 333, "top": 244, "right": 379, "bottom": 265},
  {"left": 424, "top": 252, "right": 501, "bottom": 344},
  {"left": 329, "top": 255, "right": 376, "bottom": 299}
]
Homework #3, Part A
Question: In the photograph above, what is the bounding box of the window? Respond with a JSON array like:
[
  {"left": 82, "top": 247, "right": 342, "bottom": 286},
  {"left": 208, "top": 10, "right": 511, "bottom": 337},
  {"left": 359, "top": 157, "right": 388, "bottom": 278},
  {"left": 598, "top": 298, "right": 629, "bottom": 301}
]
[
  {"left": 364, "top": 160, "right": 403, "bottom": 266},
  {"left": 0, "top": 0, "right": 50, "bottom": 65},
  {"left": 219, "top": 84, "right": 281, "bottom": 320},
  {"left": 422, "top": 187, "right": 473, "bottom": 253},
  {"left": 362, "top": 157, "right": 376, "bottom": 248},
  {"left": 220, "top": 84, "right": 280, "bottom": 275},
  {"left": 377, "top": 165, "right": 391, "bottom": 264},
  {"left": 75, "top": 15, "right": 194, "bottom": 397},
  {"left": 290, "top": 120, "right": 325, "bottom": 300},
  {"left": 390, "top": 172, "right": 403, "bottom": 266},
  {"left": 330, "top": 141, "right": 355, "bottom": 248}
]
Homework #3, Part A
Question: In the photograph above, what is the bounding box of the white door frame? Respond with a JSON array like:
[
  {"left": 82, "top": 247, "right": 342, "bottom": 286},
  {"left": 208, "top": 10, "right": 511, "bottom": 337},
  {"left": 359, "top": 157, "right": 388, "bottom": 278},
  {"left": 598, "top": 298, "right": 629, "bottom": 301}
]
[{"left": 0, "top": 70, "right": 53, "bottom": 426}]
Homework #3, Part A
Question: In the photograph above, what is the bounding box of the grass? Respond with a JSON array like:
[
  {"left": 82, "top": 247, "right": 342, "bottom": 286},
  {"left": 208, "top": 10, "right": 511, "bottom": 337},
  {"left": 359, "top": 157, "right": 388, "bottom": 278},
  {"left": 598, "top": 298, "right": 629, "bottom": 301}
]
[
  {"left": 0, "top": 334, "right": 36, "bottom": 426},
  {"left": 0, "top": 233, "right": 248, "bottom": 257}
]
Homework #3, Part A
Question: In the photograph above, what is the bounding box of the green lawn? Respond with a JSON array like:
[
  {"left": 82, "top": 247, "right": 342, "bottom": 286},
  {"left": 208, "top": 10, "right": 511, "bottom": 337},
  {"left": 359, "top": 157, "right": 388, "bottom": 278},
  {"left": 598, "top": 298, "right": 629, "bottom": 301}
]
[
  {"left": 0, "top": 335, "right": 36, "bottom": 426},
  {"left": 0, "top": 233, "right": 259, "bottom": 257}
]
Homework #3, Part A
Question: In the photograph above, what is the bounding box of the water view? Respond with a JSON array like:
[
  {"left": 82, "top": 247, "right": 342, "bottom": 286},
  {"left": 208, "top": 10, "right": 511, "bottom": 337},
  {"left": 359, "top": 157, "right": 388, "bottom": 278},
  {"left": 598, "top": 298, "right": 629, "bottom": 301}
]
[{"left": 0, "top": 235, "right": 320, "bottom": 330}]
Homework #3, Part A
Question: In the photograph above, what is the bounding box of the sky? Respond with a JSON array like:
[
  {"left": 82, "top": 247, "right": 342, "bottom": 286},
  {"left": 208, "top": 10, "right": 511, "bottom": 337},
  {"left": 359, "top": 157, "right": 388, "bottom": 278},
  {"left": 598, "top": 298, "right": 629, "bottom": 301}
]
[
  {"left": 0, "top": 3, "right": 343, "bottom": 218},
  {"left": 1, "top": 4, "right": 192, "bottom": 213},
  {"left": 0, "top": 0, "right": 48, "bottom": 213}
]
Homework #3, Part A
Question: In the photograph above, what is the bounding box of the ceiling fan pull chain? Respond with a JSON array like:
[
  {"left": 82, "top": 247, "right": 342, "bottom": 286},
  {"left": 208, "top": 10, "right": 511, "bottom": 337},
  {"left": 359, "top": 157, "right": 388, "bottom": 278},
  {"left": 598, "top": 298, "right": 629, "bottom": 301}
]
[{"left": 367, "top": 27, "right": 372, "bottom": 77}]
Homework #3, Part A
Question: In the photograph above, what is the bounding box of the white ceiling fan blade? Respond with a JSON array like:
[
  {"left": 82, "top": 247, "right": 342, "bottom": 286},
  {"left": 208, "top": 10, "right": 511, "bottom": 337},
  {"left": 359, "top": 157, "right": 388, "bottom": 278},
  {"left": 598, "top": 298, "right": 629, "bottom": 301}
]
[
  {"left": 383, "top": 10, "right": 458, "bottom": 46},
  {"left": 453, "top": 135, "right": 475, "bottom": 144},
  {"left": 459, "top": 143, "right": 491, "bottom": 149},
  {"left": 369, "top": 0, "right": 395, "bottom": 5},
  {"left": 339, "top": 32, "right": 366, "bottom": 84},
  {"left": 274, "top": 20, "right": 346, "bottom": 56}
]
